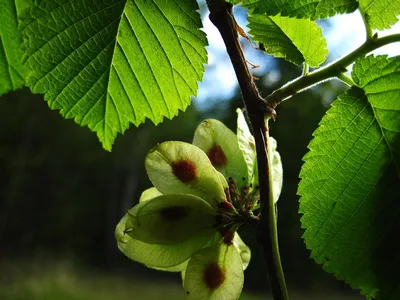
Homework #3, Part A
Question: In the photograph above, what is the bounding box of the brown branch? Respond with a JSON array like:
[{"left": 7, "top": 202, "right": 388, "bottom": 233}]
[{"left": 205, "top": 1, "right": 288, "bottom": 299}]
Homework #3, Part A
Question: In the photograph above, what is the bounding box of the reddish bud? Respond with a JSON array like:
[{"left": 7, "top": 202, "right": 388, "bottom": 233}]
[
  {"left": 159, "top": 206, "right": 188, "bottom": 222},
  {"left": 171, "top": 160, "right": 197, "bottom": 183},
  {"left": 207, "top": 144, "right": 227, "bottom": 168},
  {"left": 203, "top": 262, "right": 226, "bottom": 290},
  {"left": 224, "top": 187, "right": 231, "bottom": 202},
  {"left": 218, "top": 201, "right": 234, "bottom": 210}
]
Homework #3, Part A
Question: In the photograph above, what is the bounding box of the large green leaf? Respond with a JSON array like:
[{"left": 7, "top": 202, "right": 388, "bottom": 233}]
[
  {"left": 352, "top": 55, "right": 400, "bottom": 175},
  {"left": 0, "top": 0, "right": 27, "bottom": 95},
  {"left": 299, "top": 56, "right": 400, "bottom": 299},
  {"left": 241, "top": 0, "right": 358, "bottom": 19},
  {"left": 20, "top": 0, "right": 207, "bottom": 150},
  {"left": 248, "top": 14, "right": 327, "bottom": 68},
  {"left": 359, "top": 0, "right": 400, "bottom": 30}
]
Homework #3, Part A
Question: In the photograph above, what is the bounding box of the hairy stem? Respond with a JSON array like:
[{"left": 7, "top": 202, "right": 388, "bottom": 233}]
[
  {"left": 266, "top": 33, "right": 400, "bottom": 108},
  {"left": 205, "top": 1, "right": 288, "bottom": 299}
]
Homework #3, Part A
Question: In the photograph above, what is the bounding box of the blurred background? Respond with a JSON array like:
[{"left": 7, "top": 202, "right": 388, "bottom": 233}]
[{"left": 1, "top": 2, "right": 399, "bottom": 300}]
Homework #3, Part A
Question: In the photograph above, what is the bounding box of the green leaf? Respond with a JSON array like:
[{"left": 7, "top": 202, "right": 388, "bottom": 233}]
[
  {"left": 184, "top": 243, "right": 244, "bottom": 300},
  {"left": 20, "top": 0, "right": 207, "bottom": 150},
  {"left": 242, "top": 0, "right": 358, "bottom": 19},
  {"left": 125, "top": 194, "right": 216, "bottom": 244},
  {"left": 352, "top": 55, "right": 400, "bottom": 175},
  {"left": 248, "top": 14, "right": 327, "bottom": 67},
  {"left": 116, "top": 214, "right": 216, "bottom": 269},
  {"left": 0, "top": 0, "right": 27, "bottom": 95},
  {"left": 145, "top": 141, "right": 227, "bottom": 207},
  {"left": 193, "top": 119, "right": 248, "bottom": 187},
  {"left": 299, "top": 56, "right": 400, "bottom": 299},
  {"left": 225, "top": 0, "right": 242, "bottom": 4},
  {"left": 359, "top": 0, "right": 400, "bottom": 30}
]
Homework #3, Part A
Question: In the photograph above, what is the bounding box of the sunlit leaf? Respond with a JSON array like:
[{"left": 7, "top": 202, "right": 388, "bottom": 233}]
[
  {"left": 125, "top": 194, "right": 216, "bottom": 244},
  {"left": 145, "top": 141, "right": 227, "bottom": 207},
  {"left": 242, "top": 0, "right": 358, "bottom": 19},
  {"left": 299, "top": 55, "right": 400, "bottom": 298},
  {"left": 116, "top": 215, "right": 216, "bottom": 268},
  {"left": 193, "top": 119, "right": 248, "bottom": 187},
  {"left": 359, "top": 0, "right": 400, "bottom": 30},
  {"left": 248, "top": 14, "right": 327, "bottom": 67},
  {"left": 352, "top": 55, "right": 400, "bottom": 173},
  {"left": 184, "top": 243, "right": 244, "bottom": 300},
  {"left": 20, "top": 0, "right": 207, "bottom": 150}
]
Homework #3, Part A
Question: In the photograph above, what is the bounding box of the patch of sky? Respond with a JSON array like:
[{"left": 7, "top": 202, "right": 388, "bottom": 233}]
[{"left": 194, "top": 1, "right": 400, "bottom": 111}]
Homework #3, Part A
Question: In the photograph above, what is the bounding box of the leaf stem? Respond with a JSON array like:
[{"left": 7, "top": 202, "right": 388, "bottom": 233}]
[
  {"left": 205, "top": 1, "right": 288, "bottom": 299},
  {"left": 358, "top": 7, "right": 374, "bottom": 40},
  {"left": 336, "top": 72, "right": 356, "bottom": 86},
  {"left": 265, "top": 33, "right": 400, "bottom": 109},
  {"left": 254, "top": 121, "right": 289, "bottom": 300},
  {"left": 302, "top": 62, "right": 309, "bottom": 76}
]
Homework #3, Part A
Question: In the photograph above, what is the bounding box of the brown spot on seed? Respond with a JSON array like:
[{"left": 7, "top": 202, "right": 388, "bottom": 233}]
[
  {"left": 207, "top": 144, "right": 227, "bottom": 168},
  {"left": 159, "top": 206, "right": 188, "bottom": 222},
  {"left": 171, "top": 160, "right": 197, "bottom": 183},
  {"left": 203, "top": 262, "right": 226, "bottom": 290}
]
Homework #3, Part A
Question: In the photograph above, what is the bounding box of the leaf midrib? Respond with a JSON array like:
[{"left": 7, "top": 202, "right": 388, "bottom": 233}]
[{"left": 371, "top": 106, "right": 400, "bottom": 179}]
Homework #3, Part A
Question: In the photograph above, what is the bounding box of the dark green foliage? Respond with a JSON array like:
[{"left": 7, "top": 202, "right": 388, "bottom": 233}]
[{"left": 299, "top": 56, "right": 400, "bottom": 299}]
